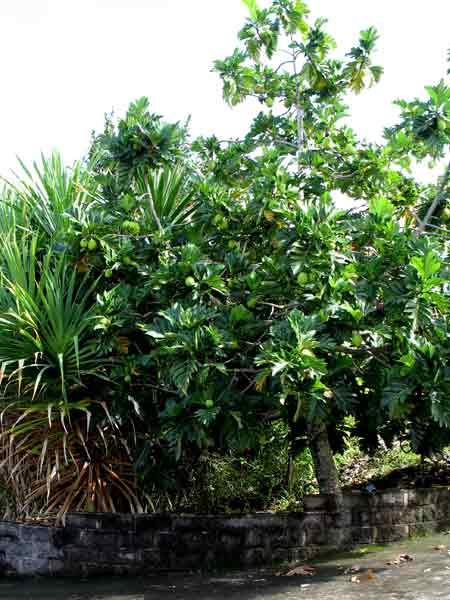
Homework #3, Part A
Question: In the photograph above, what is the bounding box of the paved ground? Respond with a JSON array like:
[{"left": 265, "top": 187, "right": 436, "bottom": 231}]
[{"left": 2, "top": 533, "right": 450, "bottom": 599}]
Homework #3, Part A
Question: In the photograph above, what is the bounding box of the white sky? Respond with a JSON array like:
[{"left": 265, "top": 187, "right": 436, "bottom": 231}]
[{"left": 0, "top": 0, "right": 449, "bottom": 178}]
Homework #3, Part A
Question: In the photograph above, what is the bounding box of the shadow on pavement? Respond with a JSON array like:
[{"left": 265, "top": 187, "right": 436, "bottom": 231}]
[
  {"left": 143, "top": 563, "right": 391, "bottom": 600},
  {"left": 0, "top": 566, "right": 388, "bottom": 600},
  {"left": 2, "top": 533, "right": 450, "bottom": 600}
]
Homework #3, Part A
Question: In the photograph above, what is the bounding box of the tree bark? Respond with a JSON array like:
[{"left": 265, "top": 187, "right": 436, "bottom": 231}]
[{"left": 308, "top": 422, "right": 342, "bottom": 496}]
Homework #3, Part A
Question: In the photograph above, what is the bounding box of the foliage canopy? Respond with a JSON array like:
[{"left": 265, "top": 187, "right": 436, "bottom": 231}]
[{"left": 0, "top": 0, "right": 449, "bottom": 516}]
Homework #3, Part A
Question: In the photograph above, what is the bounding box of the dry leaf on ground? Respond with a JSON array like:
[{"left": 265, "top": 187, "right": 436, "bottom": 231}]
[
  {"left": 350, "top": 569, "right": 378, "bottom": 583},
  {"left": 386, "top": 553, "right": 413, "bottom": 566},
  {"left": 277, "top": 565, "right": 316, "bottom": 577},
  {"left": 343, "top": 564, "right": 362, "bottom": 575}
]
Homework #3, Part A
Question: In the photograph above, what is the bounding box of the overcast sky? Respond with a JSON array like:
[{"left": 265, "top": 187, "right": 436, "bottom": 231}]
[{"left": 0, "top": 0, "right": 448, "bottom": 177}]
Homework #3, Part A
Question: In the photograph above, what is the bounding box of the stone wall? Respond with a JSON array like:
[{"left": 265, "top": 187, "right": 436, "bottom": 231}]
[{"left": 1, "top": 487, "right": 449, "bottom": 577}]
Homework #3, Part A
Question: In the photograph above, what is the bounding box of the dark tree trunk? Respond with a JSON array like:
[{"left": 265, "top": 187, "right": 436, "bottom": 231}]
[
  {"left": 308, "top": 422, "right": 341, "bottom": 496},
  {"left": 286, "top": 450, "right": 295, "bottom": 493}
]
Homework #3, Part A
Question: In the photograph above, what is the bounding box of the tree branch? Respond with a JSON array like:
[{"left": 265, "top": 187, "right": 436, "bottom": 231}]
[{"left": 416, "top": 159, "right": 450, "bottom": 235}]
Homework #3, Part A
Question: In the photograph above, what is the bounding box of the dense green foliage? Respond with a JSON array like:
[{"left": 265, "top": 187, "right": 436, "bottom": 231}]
[{"left": 0, "top": 0, "right": 449, "bottom": 518}]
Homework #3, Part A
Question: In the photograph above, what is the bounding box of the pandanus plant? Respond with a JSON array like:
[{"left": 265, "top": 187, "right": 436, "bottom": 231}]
[{"left": 0, "top": 236, "right": 141, "bottom": 520}]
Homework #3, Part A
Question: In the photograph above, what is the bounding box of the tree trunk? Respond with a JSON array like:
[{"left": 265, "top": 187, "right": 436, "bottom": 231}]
[
  {"left": 286, "top": 450, "right": 295, "bottom": 493},
  {"left": 308, "top": 422, "right": 341, "bottom": 496}
]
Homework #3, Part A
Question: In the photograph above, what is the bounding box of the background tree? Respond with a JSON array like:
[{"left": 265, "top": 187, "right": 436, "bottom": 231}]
[{"left": 194, "top": 0, "right": 450, "bottom": 493}]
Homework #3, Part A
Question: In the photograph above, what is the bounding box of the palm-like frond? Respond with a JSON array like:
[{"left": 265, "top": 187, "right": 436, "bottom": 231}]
[
  {"left": 3, "top": 152, "right": 98, "bottom": 241},
  {"left": 0, "top": 236, "right": 101, "bottom": 402},
  {"left": 136, "top": 166, "right": 199, "bottom": 232},
  {"left": 0, "top": 185, "right": 30, "bottom": 239}
]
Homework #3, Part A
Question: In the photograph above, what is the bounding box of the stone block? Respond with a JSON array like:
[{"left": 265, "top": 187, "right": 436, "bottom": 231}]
[
  {"left": 324, "top": 510, "right": 351, "bottom": 529},
  {"left": 48, "top": 559, "right": 65, "bottom": 575},
  {"left": 245, "top": 528, "right": 264, "bottom": 547},
  {"left": 405, "top": 489, "right": 419, "bottom": 506},
  {"left": 172, "top": 515, "right": 212, "bottom": 532},
  {"left": 154, "top": 530, "right": 179, "bottom": 552},
  {"left": 436, "top": 520, "right": 450, "bottom": 532},
  {"left": 428, "top": 488, "right": 447, "bottom": 504},
  {"left": 414, "top": 507, "right": 424, "bottom": 523},
  {"left": 242, "top": 546, "right": 268, "bottom": 566},
  {"left": 136, "top": 514, "right": 173, "bottom": 534},
  {"left": 19, "top": 525, "right": 51, "bottom": 544},
  {"left": 422, "top": 505, "right": 437, "bottom": 522},
  {"left": 285, "top": 547, "right": 310, "bottom": 563},
  {"left": 0, "top": 522, "right": 20, "bottom": 541},
  {"left": 435, "top": 504, "right": 450, "bottom": 521},
  {"left": 142, "top": 548, "right": 169, "bottom": 570},
  {"left": 301, "top": 514, "right": 326, "bottom": 546},
  {"left": 77, "top": 529, "right": 120, "bottom": 550},
  {"left": 325, "top": 526, "right": 352, "bottom": 547},
  {"left": 286, "top": 526, "right": 306, "bottom": 548},
  {"left": 209, "top": 544, "right": 242, "bottom": 568},
  {"left": 342, "top": 491, "right": 367, "bottom": 509},
  {"left": 375, "top": 490, "right": 408, "bottom": 508},
  {"left": 303, "top": 495, "right": 331, "bottom": 512},
  {"left": 371, "top": 509, "right": 393, "bottom": 525},
  {"left": 109, "top": 563, "right": 138, "bottom": 575},
  {"left": 352, "top": 510, "right": 370, "bottom": 526},
  {"left": 351, "top": 526, "right": 377, "bottom": 544},
  {"left": 19, "top": 557, "right": 51, "bottom": 576},
  {"left": 271, "top": 546, "right": 290, "bottom": 565},
  {"left": 303, "top": 545, "right": 338, "bottom": 560},
  {"left": 262, "top": 526, "right": 289, "bottom": 547},
  {"left": 376, "top": 524, "right": 409, "bottom": 542},
  {"left": 52, "top": 526, "right": 81, "bottom": 547},
  {"left": 389, "top": 508, "right": 416, "bottom": 524},
  {"left": 216, "top": 532, "right": 245, "bottom": 553},
  {"left": 65, "top": 513, "right": 102, "bottom": 530},
  {"left": 116, "top": 550, "right": 138, "bottom": 563},
  {"left": 178, "top": 529, "right": 215, "bottom": 548},
  {"left": 63, "top": 545, "right": 107, "bottom": 563},
  {"left": 413, "top": 489, "right": 433, "bottom": 506},
  {"left": 409, "top": 522, "right": 437, "bottom": 537},
  {"left": 97, "top": 513, "right": 135, "bottom": 531}
]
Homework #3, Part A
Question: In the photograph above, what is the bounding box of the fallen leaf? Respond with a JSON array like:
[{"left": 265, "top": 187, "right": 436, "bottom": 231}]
[
  {"left": 386, "top": 560, "right": 400, "bottom": 567},
  {"left": 350, "top": 569, "right": 378, "bottom": 583},
  {"left": 282, "top": 565, "right": 316, "bottom": 577},
  {"left": 344, "top": 564, "right": 362, "bottom": 575},
  {"left": 386, "top": 554, "right": 413, "bottom": 567},
  {"left": 398, "top": 553, "right": 413, "bottom": 562}
]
